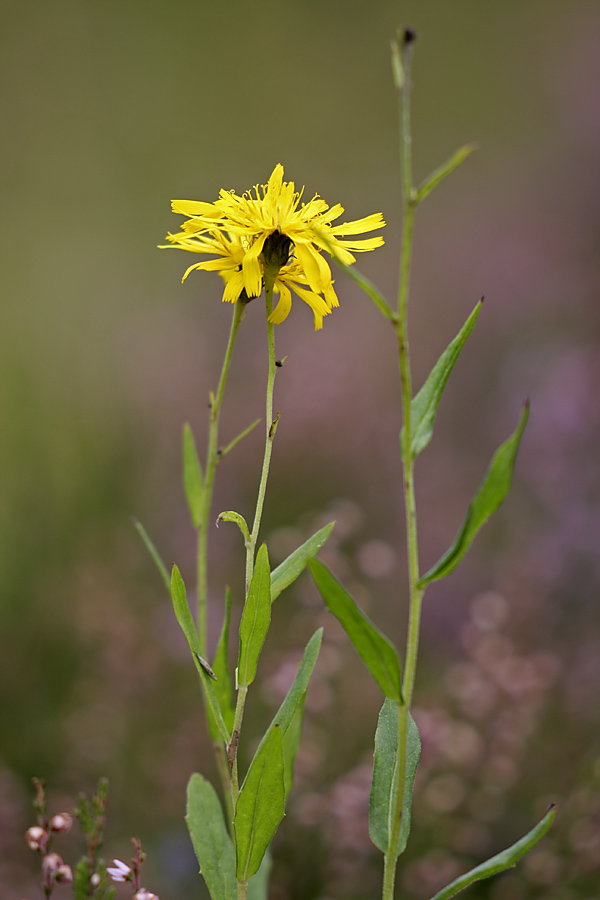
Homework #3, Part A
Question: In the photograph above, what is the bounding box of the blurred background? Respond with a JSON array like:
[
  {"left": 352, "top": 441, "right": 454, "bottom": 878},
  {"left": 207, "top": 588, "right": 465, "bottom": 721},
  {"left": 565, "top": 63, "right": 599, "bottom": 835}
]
[{"left": 2, "top": 1, "right": 600, "bottom": 898}]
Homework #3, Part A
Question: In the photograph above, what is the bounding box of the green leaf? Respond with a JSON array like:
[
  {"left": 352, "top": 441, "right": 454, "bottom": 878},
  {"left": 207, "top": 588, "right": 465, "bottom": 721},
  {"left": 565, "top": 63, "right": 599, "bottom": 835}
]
[
  {"left": 415, "top": 143, "right": 476, "bottom": 205},
  {"left": 216, "top": 510, "right": 250, "bottom": 544},
  {"left": 428, "top": 806, "right": 556, "bottom": 900},
  {"left": 183, "top": 423, "right": 204, "bottom": 529},
  {"left": 132, "top": 518, "right": 170, "bottom": 592},
  {"left": 171, "top": 566, "right": 231, "bottom": 743},
  {"left": 238, "top": 544, "right": 272, "bottom": 688},
  {"left": 270, "top": 522, "right": 335, "bottom": 602},
  {"left": 247, "top": 851, "right": 272, "bottom": 900},
  {"left": 369, "top": 700, "right": 421, "bottom": 856},
  {"left": 282, "top": 695, "right": 306, "bottom": 799},
  {"left": 309, "top": 559, "right": 402, "bottom": 702},
  {"left": 186, "top": 773, "right": 236, "bottom": 900},
  {"left": 419, "top": 402, "right": 530, "bottom": 588},
  {"left": 207, "top": 587, "right": 235, "bottom": 742},
  {"left": 171, "top": 564, "right": 201, "bottom": 655},
  {"left": 235, "top": 725, "right": 286, "bottom": 882},
  {"left": 402, "top": 300, "right": 483, "bottom": 461}
]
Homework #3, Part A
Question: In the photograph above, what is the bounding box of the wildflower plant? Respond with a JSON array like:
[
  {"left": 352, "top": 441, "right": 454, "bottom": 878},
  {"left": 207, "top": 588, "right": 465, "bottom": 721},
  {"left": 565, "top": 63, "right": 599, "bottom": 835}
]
[{"left": 24, "top": 25, "right": 558, "bottom": 900}]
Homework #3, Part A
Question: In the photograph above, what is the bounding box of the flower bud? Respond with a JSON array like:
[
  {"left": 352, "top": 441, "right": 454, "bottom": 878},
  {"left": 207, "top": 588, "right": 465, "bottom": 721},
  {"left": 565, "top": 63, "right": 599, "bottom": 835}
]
[
  {"left": 134, "top": 890, "right": 159, "bottom": 900},
  {"left": 49, "top": 812, "right": 73, "bottom": 834},
  {"left": 42, "top": 853, "right": 64, "bottom": 885},
  {"left": 90, "top": 872, "right": 101, "bottom": 887},
  {"left": 107, "top": 859, "right": 132, "bottom": 882},
  {"left": 25, "top": 825, "right": 49, "bottom": 852},
  {"left": 55, "top": 864, "right": 73, "bottom": 884}
]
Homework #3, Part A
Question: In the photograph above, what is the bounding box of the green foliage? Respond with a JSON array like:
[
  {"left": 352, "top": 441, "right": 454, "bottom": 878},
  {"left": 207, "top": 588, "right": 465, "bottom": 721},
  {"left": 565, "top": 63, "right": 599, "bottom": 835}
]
[
  {"left": 132, "top": 518, "right": 170, "bottom": 592},
  {"left": 418, "top": 401, "right": 530, "bottom": 587},
  {"left": 186, "top": 774, "right": 236, "bottom": 900},
  {"left": 216, "top": 510, "right": 251, "bottom": 544},
  {"left": 207, "top": 586, "right": 235, "bottom": 742},
  {"left": 414, "top": 143, "right": 476, "bottom": 205},
  {"left": 234, "top": 725, "right": 286, "bottom": 882},
  {"left": 369, "top": 701, "right": 421, "bottom": 857},
  {"left": 401, "top": 300, "right": 483, "bottom": 461},
  {"left": 428, "top": 806, "right": 557, "bottom": 900},
  {"left": 183, "top": 423, "right": 204, "bottom": 528},
  {"left": 309, "top": 559, "right": 402, "bottom": 701},
  {"left": 238, "top": 544, "right": 272, "bottom": 688},
  {"left": 270, "top": 521, "right": 335, "bottom": 602}
]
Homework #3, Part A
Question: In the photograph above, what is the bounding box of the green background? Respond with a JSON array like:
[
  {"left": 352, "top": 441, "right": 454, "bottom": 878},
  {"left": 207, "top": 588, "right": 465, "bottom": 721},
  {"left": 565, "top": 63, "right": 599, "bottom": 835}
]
[{"left": 2, "top": 2, "right": 600, "bottom": 898}]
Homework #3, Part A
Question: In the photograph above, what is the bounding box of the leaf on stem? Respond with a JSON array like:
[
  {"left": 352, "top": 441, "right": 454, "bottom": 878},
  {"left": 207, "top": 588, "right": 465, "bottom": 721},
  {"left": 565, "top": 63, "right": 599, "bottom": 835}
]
[
  {"left": 247, "top": 850, "right": 272, "bottom": 900},
  {"left": 183, "top": 423, "right": 204, "bottom": 529},
  {"left": 234, "top": 725, "right": 286, "bottom": 882},
  {"left": 132, "top": 518, "right": 170, "bottom": 592},
  {"left": 427, "top": 806, "right": 556, "bottom": 900},
  {"left": 219, "top": 418, "right": 261, "bottom": 459},
  {"left": 369, "top": 700, "right": 421, "bottom": 856},
  {"left": 270, "top": 522, "right": 335, "bottom": 602},
  {"left": 186, "top": 773, "right": 236, "bottom": 900},
  {"left": 216, "top": 510, "right": 250, "bottom": 545},
  {"left": 206, "top": 587, "right": 235, "bottom": 742},
  {"left": 401, "top": 300, "right": 483, "bottom": 461},
  {"left": 418, "top": 402, "right": 529, "bottom": 587},
  {"left": 415, "top": 143, "right": 477, "bottom": 205},
  {"left": 308, "top": 559, "right": 402, "bottom": 702},
  {"left": 238, "top": 544, "right": 272, "bottom": 688}
]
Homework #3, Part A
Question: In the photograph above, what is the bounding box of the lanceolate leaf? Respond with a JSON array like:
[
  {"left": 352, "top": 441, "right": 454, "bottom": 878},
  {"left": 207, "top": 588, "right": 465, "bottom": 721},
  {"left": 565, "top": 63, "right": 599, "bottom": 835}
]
[
  {"left": 309, "top": 559, "right": 402, "bottom": 702},
  {"left": 238, "top": 544, "right": 271, "bottom": 688},
  {"left": 428, "top": 806, "right": 556, "bottom": 900},
  {"left": 270, "top": 522, "right": 335, "bottom": 602},
  {"left": 418, "top": 402, "right": 530, "bottom": 588},
  {"left": 186, "top": 774, "right": 236, "bottom": 900},
  {"left": 401, "top": 300, "right": 483, "bottom": 462},
  {"left": 415, "top": 143, "right": 476, "bottom": 205},
  {"left": 183, "top": 423, "right": 204, "bottom": 529},
  {"left": 282, "top": 696, "right": 306, "bottom": 799},
  {"left": 132, "top": 518, "right": 170, "bottom": 592},
  {"left": 369, "top": 700, "right": 421, "bottom": 856},
  {"left": 235, "top": 726, "right": 286, "bottom": 882},
  {"left": 206, "top": 587, "right": 235, "bottom": 742}
]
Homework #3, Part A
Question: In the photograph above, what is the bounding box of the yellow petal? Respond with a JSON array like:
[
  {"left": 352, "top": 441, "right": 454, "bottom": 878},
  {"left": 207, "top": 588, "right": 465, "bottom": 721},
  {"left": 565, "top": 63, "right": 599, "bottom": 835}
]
[{"left": 269, "top": 282, "right": 292, "bottom": 324}]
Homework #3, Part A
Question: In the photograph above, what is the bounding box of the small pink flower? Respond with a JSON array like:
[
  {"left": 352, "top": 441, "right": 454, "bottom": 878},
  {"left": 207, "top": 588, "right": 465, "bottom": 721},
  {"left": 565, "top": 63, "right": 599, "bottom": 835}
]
[
  {"left": 107, "top": 859, "right": 132, "bottom": 882},
  {"left": 49, "top": 813, "right": 73, "bottom": 834},
  {"left": 42, "top": 853, "right": 63, "bottom": 876},
  {"left": 134, "top": 890, "right": 159, "bottom": 900},
  {"left": 25, "top": 825, "right": 48, "bottom": 852},
  {"left": 55, "top": 864, "right": 73, "bottom": 884}
]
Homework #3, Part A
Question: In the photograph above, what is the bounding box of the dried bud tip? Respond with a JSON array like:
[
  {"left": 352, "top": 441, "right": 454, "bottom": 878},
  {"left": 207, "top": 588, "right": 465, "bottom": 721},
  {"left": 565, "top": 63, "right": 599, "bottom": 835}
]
[
  {"left": 107, "top": 859, "right": 133, "bottom": 882},
  {"left": 25, "top": 826, "right": 48, "bottom": 851},
  {"left": 50, "top": 812, "right": 73, "bottom": 833},
  {"left": 134, "top": 890, "right": 160, "bottom": 900},
  {"left": 403, "top": 27, "right": 417, "bottom": 45}
]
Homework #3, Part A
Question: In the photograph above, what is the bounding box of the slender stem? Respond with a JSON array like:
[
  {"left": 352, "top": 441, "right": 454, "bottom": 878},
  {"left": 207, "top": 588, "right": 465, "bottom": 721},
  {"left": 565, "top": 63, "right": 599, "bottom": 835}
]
[
  {"left": 197, "top": 299, "right": 246, "bottom": 655},
  {"left": 245, "top": 275, "right": 278, "bottom": 591},
  {"left": 382, "top": 33, "right": 426, "bottom": 900}
]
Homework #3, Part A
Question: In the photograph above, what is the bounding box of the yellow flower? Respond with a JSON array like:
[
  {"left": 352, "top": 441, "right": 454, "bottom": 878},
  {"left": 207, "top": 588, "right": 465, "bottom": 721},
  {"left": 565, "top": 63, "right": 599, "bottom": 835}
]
[{"left": 163, "top": 164, "right": 385, "bottom": 329}]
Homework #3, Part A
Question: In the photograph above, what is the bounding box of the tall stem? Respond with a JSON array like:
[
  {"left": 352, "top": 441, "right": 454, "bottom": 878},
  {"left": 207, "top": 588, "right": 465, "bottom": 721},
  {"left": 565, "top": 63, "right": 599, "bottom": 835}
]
[
  {"left": 382, "top": 32, "right": 426, "bottom": 900},
  {"left": 197, "top": 300, "right": 246, "bottom": 655}
]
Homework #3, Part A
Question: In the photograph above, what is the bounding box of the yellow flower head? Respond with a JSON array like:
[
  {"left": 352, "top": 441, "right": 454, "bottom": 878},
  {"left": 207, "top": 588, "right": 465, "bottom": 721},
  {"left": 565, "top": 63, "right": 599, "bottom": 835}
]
[{"left": 163, "top": 164, "right": 385, "bottom": 329}]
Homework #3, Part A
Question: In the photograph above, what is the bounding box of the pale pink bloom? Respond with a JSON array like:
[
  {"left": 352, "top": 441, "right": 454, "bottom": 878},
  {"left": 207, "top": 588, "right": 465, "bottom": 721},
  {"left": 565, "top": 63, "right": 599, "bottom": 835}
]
[
  {"left": 50, "top": 812, "right": 73, "bottom": 833},
  {"left": 134, "top": 890, "right": 160, "bottom": 900},
  {"left": 107, "top": 859, "right": 132, "bottom": 882},
  {"left": 25, "top": 825, "right": 48, "bottom": 851}
]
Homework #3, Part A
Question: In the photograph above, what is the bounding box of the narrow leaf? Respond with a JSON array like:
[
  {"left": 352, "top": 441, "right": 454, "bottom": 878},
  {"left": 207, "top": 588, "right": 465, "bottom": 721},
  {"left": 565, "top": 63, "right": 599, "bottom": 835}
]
[
  {"left": 428, "top": 806, "right": 556, "bottom": 900},
  {"left": 419, "top": 402, "right": 530, "bottom": 588},
  {"left": 171, "top": 566, "right": 230, "bottom": 743},
  {"left": 402, "top": 300, "right": 483, "bottom": 461},
  {"left": 282, "top": 696, "right": 306, "bottom": 799},
  {"left": 238, "top": 544, "right": 271, "bottom": 688},
  {"left": 216, "top": 510, "right": 250, "bottom": 544},
  {"left": 270, "top": 522, "right": 335, "bottom": 602},
  {"left": 186, "top": 773, "right": 236, "bottom": 900},
  {"left": 183, "top": 423, "right": 204, "bottom": 528},
  {"left": 415, "top": 143, "right": 476, "bottom": 205},
  {"left": 369, "top": 700, "right": 421, "bottom": 856},
  {"left": 132, "top": 518, "right": 170, "bottom": 592},
  {"left": 220, "top": 418, "right": 261, "bottom": 459},
  {"left": 207, "top": 587, "right": 235, "bottom": 742},
  {"left": 247, "top": 850, "right": 272, "bottom": 900},
  {"left": 309, "top": 559, "right": 402, "bottom": 701},
  {"left": 235, "top": 726, "right": 286, "bottom": 881}
]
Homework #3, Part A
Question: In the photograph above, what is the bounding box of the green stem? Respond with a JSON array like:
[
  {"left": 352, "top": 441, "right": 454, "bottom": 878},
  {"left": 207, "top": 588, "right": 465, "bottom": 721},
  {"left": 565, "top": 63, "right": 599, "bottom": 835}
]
[
  {"left": 197, "top": 299, "right": 246, "bottom": 655},
  {"left": 245, "top": 275, "right": 278, "bottom": 591},
  {"left": 382, "top": 32, "right": 426, "bottom": 900}
]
